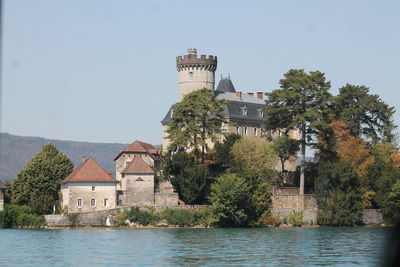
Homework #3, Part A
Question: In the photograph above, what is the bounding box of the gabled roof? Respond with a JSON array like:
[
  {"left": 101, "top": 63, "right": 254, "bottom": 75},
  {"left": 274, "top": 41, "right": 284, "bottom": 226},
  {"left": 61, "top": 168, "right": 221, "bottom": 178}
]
[
  {"left": 114, "top": 140, "right": 161, "bottom": 161},
  {"left": 61, "top": 158, "right": 117, "bottom": 184},
  {"left": 216, "top": 76, "right": 236, "bottom": 92},
  {"left": 121, "top": 156, "right": 154, "bottom": 174},
  {"left": 0, "top": 182, "right": 7, "bottom": 189}
]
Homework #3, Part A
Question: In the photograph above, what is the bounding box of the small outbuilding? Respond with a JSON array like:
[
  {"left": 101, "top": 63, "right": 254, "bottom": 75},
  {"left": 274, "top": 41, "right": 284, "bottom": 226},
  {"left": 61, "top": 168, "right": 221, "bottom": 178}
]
[{"left": 61, "top": 158, "right": 117, "bottom": 213}]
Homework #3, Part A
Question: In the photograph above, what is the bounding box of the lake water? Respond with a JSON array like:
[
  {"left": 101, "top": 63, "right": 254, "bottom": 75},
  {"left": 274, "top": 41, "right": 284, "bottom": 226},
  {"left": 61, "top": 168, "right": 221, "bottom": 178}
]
[{"left": 0, "top": 227, "right": 396, "bottom": 266}]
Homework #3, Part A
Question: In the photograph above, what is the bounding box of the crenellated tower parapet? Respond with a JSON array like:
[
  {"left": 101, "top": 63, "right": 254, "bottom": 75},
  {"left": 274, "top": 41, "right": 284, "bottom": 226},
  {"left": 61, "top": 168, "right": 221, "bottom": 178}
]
[{"left": 176, "top": 48, "right": 217, "bottom": 101}]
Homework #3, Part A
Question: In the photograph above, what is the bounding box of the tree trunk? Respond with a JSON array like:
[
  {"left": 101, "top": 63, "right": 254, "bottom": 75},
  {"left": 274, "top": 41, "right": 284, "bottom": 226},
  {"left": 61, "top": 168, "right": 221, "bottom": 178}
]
[{"left": 300, "top": 127, "right": 306, "bottom": 195}]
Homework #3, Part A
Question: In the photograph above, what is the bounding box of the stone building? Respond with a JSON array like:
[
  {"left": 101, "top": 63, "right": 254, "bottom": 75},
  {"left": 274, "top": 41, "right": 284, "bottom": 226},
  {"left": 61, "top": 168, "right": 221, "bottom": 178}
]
[
  {"left": 0, "top": 182, "right": 6, "bottom": 211},
  {"left": 61, "top": 158, "right": 117, "bottom": 213},
  {"left": 114, "top": 140, "right": 178, "bottom": 207},
  {"left": 162, "top": 48, "right": 298, "bottom": 172},
  {"left": 61, "top": 141, "right": 178, "bottom": 213}
]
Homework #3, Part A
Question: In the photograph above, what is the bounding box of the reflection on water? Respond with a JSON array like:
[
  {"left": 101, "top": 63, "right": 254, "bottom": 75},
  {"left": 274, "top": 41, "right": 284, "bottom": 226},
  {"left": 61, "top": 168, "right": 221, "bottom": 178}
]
[{"left": 0, "top": 227, "right": 393, "bottom": 266}]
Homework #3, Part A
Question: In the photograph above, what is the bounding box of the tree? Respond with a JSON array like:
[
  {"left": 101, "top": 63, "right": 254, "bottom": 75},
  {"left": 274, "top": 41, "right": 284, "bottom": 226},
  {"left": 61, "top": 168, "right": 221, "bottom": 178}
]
[
  {"left": 335, "top": 84, "right": 396, "bottom": 143},
  {"left": 213, "top": 133, "right": 241, "bottom": 170},
  {"left": 167, "top": 88, "right": 226, "bottom": 163},
  {"left": 209, "top": 173, "right": 252, "bottom": 226},
  {"left": 315, "top": 161, "right": 363, "bottom": 226},
  {"left": 264, "top": 69, "right": 332, "bottom": 194},
  {"left": 230, "top": 138, "right": 276, "bottom": 181},
  {"left": 8, "top": 143, "right": 73, "bottom": 214},
  {"left": 271, "top": 136, "right": 299, "bottom": 173},
  {"left": 163, "top": 152, "right": 212, "bottom": 204}
]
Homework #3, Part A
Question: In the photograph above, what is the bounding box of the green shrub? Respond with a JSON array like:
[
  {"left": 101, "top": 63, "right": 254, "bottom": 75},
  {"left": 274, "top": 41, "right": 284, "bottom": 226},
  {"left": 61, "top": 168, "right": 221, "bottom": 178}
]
[
  {"left": 0, "top": 204, "right": 45, "bottom": 228},
  {"left": 288, "top": 210, "right": 304, "bottom": 226},
  {"left": 125, "top": 207, "right": 159, "bottom": 226},
  {"left": 316, "top": 161, "right": 363, "bottom": 225}
]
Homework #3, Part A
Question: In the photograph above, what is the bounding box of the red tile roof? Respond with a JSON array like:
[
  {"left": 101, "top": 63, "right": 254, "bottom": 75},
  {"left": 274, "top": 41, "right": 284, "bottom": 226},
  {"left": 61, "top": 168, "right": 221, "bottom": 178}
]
[
  {"left": 114, "top": 140, "right": 162, "bottom": 160},
  {"left": 121, "top": 156, "right": 154, "bottom": 174},
  {"left": 62, "top": 158, "right": 117, "bottom": 183}
]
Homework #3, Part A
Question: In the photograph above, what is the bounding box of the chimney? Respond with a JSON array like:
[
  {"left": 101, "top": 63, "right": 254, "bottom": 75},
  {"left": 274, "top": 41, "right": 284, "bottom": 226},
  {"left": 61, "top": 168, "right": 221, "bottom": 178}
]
[
  {"left": 247, "top": 93, "right": 254, "bottom": 97},
  {"left": 82, "top": 156, "right": 86, "bottom": 163},
  {"left": 236, "top": 91, "right": 242, "bottom": 99},
  {"left": 107, "top": 170, "right": 113, "bottom": 175},
  {"left": 187, "top": 48, "right": 197, "bottom": 56},
  {"left": 257, "top": 92, "right": 264, "bottom": 99}
]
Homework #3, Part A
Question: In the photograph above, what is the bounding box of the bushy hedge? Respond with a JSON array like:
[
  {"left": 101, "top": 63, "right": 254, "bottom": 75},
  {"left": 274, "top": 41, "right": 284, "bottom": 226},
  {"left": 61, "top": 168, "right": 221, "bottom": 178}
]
[
  {"left": 116, "top": 206, "right": 215, "bottom": 227},
  {"left": 0, "top": 205, "right": 45, "bottom": 228}
]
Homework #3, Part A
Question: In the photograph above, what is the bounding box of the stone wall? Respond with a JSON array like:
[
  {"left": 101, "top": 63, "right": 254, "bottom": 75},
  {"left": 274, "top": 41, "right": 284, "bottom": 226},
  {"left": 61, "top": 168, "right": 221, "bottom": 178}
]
[
  {"left": 0, "top": 189, "right": 4, "bottom": 211},
  {"left": 45, "top": 205, "right": 206, "bottom": 227},
  {"left": 271, "top": 187, "right": 318, "bottom": 225},
  {"left": 362, "top": 209, "right": 384, "bottom": 225},
  {"left": 155, "top": 193, "right": 179, "bottom": 205}
]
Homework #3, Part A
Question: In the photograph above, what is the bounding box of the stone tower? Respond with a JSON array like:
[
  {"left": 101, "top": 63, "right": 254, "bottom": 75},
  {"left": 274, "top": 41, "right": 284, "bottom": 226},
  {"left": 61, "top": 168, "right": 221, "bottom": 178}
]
[{"left": 176, "top": 48, "right": 217, "bottom": 101}]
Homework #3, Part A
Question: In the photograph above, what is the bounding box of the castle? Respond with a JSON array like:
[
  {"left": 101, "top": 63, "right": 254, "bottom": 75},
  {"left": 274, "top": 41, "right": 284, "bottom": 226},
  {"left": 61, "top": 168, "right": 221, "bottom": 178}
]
[
  {"left": 162, "top": 48, "right": 298, "bottom": 171},
  {"left": 61, "top": 48, "right": 298, "bottom": 213}
]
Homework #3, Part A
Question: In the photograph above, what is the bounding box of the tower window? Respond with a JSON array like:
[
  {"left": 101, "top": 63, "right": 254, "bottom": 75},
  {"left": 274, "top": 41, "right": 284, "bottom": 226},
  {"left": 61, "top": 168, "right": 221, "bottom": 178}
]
[
  {"left": 104, "top": 198, "right": 108, "bottom": 207},
  {"left": 241, "top": 107, "right": 247, "bottom": 116},
  {"left": 92, "top": 186, "right": 96, "bottom": 192},
  {"left": 189, "top": 71, "right": 194, "bottom": 80}
]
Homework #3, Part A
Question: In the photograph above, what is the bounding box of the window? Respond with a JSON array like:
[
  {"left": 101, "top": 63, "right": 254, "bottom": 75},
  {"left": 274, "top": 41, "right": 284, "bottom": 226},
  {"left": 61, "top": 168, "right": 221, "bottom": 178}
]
[
  {"left": 189, "top": 71, "right": 194, "bottom": 80},
  {"left": 257, "top": 109, "right": 264, "bottom": 117},
  {"left": 77, "top": 198, "right": 83, "bottom": 208},
  {"left": 236, "top": 126, "right": 240, "bottom": 134},
  {"left": 241, "top": 106, "right": 247, "bottom": 116},
  {"left": 254, "top": 128, "right": 258, "bottom": 136},
  {"left": 125, "top": 161, "right": 131, "bottom": 167},
  {"left": 244, "top": 127, "right": 248, "bottom": 135},
  {"left": 90, "top": 198, "right": 96, "bottom": 207},
  {"left": 91, "top": 186, "right": 95, "bottom": 192},
  {"left": 104, "top": 198, "right": 108, "bottom": 207}
]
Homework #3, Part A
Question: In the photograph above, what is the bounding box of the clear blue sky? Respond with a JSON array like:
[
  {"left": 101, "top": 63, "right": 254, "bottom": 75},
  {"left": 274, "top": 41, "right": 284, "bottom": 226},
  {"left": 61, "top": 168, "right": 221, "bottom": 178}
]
[{"left": 2, "top": 0, "right": 399, "bottom": 145}]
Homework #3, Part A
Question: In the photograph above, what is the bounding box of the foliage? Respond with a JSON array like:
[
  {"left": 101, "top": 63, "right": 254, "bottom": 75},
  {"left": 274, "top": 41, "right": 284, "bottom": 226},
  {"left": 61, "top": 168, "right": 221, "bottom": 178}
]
[
  {"left": 163, "top": 152, "right": 213, "bottom": 204},
  {"left": 0, "top": 204, "right": 45, "bottom": 228},
  {"left": 388, "top": 180, "right": 400, "bottom": 211},
  {"left": 213, "top": 134, "right": 242, "bottom": 170},
  {"left": 125, "top": 206, "right": 159, "bottom": 226},
  {"left": 335, "top": 84, "right": 396, "bottom": 143},
  {"left": 209, "top": 173, "right": 252, "bottom": 226},
  {"left": 167, "top": 88, "right": 226, "bottom": 162},
  {"left": 315, "top": 161, "right": 363, "bottom": 225},
  {"left": 8, "top": 143, "right": 73, "bottom": 214},
  {"left": 264, "top": 69, "right": 332, "bottom": 194},
  {"left": 368, "top": 143, "right": 400, "bottom": 217},
  {"left": 271, "top": 136, "right": 299, "bottom": 173},
  {"left": 288, "top": 210, "right": 304, "bottom": 226},
  {"left": 114, "top": 207, "right": 216, "bottom": 227},
  {"left": 161, "top": 208, "right": 215, "bottom": 227},
  {"left": 230, "top": 138, "right": 276, "bottom": 181}
]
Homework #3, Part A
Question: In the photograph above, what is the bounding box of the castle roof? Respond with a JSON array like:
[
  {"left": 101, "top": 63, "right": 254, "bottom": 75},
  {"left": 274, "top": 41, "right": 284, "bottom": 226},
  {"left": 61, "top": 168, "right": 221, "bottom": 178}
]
[
  {"left": 121, "top": 156, "right": 154, "bottom": 174},
  {"left": 114, "top": 141, "right": 161, "bottom": 161},
  {"left": 161, "top": 77, "right": 266, "bottom": 126},
  {"left": 216, "top": 76, "right": 236, "bottom": 93},
  {"left": 61, "top": 158, "right": 116, "bottom": 184}
]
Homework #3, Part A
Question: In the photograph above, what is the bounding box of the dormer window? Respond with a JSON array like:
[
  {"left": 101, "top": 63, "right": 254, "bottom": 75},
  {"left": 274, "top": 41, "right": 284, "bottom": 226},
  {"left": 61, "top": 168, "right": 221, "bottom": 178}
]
[
  {"left": 241, "top": 106, "right": 247, "bottom": 116},
  {"left": 257, "top": 109, "right": 264, "bottom": 117}
]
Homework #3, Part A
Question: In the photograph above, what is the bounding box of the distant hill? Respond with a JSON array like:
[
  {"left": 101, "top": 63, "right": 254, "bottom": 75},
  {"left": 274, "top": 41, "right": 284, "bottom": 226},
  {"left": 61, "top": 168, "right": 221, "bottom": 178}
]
[{"left": 0, "top": 133, "right": 130, "bottom": 181}]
